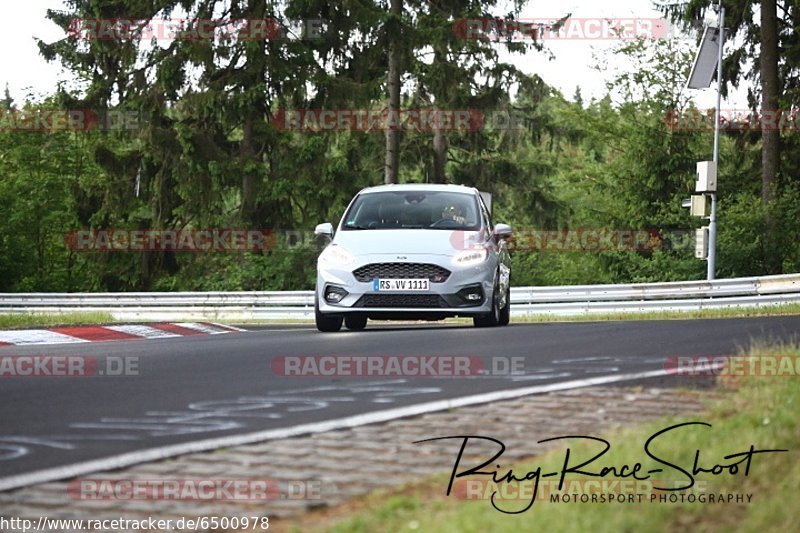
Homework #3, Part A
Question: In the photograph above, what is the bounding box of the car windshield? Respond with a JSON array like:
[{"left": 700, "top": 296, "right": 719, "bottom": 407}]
[{"left": 341, "top": 191, "right": 482, "bottom": 231}]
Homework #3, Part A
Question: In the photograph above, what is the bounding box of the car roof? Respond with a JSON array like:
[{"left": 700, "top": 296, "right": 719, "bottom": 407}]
[{"left": 358, "top": 183, "right": 478, "bottom": 195}]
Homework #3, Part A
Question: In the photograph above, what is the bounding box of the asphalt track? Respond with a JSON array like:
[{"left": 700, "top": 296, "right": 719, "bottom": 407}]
[{"left": 1, "top": 316, "right": 799, "bottom": 482}]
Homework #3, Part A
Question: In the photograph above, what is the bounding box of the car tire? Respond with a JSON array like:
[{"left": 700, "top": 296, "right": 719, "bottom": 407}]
[
  {"left": 344, "top": 315, "right": 367, "bottom": 331},
  {"left": 473, "top": 278, "right": 501, "bottom": 328},
  {"left": 498, "top": 283, "right": 510, "bottom": 326},
  {"left": 315, "top": 294, "right": 343, "bottom": 332}
]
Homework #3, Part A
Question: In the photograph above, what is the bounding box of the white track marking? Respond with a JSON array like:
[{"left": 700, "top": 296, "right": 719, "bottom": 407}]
[
  {"left": 104, "top": 325, "right": 182, "bottom": 339},
  {"left": 0, "top": 323, "right": 246, "bottom": 346},
  {"left": 209, "top": 322, "right": 248, "bottom": 332},
  {"left": 0, "top": 330, "right": 89, "bottom": 346},
  {"left": 172, "top": 322, "right": 232, "bottom": 335}
]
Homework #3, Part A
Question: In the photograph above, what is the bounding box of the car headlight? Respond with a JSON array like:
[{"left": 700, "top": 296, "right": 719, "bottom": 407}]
[
  {"left": 453, "top": 247, "right": 488, "bottom": 266},
  {"left": 319, "top": 245, "right": 355, "bottom": 266}
]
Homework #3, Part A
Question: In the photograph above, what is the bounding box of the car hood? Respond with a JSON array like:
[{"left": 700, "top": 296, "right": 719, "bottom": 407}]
[{"left": 332, "top": 229, "right": 483, "bottom": 257}]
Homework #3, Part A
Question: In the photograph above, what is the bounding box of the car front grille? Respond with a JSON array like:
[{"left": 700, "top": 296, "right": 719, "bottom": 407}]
[
  {"left": 354, "top": 294, "right": 447, "bottom": 308},
  {"left": 353, "top": 263, "right": 451, "bottom": 283}
]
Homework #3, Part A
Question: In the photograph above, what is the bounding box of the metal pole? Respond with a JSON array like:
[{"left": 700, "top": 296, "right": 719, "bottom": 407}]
[{"left": 707, "top": 3, "right": 724, "bottom": 281}]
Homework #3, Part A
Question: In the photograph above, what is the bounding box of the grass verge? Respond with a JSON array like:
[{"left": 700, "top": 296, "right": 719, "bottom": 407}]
[
  {"left": 288, "top": 342, "right": 799, "bottom": 532},
  {"left": 0, "top": 312, "right": 115, "bottom": 330}
]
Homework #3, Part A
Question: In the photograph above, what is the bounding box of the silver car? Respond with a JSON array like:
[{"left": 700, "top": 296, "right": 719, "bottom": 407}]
[{"left": 314, "top": 184, "right": 512, "bottom": 331}]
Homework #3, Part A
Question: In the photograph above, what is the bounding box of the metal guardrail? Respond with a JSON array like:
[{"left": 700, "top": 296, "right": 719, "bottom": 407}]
[{"left": 0, "top": 273, "right": 798, "bottom": 320}]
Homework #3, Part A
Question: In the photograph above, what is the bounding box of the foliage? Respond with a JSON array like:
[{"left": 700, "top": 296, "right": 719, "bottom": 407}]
[{"left": 1, "top": 3, "right": 798, "bottom": 291}]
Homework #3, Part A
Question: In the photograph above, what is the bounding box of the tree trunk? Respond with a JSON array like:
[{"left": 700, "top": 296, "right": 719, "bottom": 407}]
[
  {"left": 431, "top": 46, "right": 448, "bottom": 183},
  {"left": 432, "top": 106, "right": 448, "bottom": 183},
  {"left": 760, "top": 0, "right": 781, "bottom": 274},
  {"left": 240, "top": 0, "right": 267, "bottom": 224},
  {"left": 384, "top": 0, "right": 402, "bottom": 184},
  {"left": 760, "top": 0, "right": 779, "bottom": 206},
  {"left": 240, "top": 116, "right": 258, "bottom": 222}
]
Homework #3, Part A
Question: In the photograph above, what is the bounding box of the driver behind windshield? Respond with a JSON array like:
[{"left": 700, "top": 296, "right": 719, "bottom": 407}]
[{"left": 441, "top": 204, "right": 467, "bottom": 225}]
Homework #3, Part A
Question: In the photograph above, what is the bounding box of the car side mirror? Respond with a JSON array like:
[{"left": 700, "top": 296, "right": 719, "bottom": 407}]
[
  {"left": 494, "top": 223, "right": 512, "bottom": 240},
  {"left": 315, "top": 222, "right": 334, "bottom": 241}
]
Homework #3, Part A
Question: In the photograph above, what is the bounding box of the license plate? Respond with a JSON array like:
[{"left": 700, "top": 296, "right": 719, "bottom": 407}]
[{"left": 373, "top": 278, "right": 430, "bottom": 292}]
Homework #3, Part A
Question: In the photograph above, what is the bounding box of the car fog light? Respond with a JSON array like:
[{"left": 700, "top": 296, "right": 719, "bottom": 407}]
[
  {"left": 456, "top": 285, "right": 484, "bottom": 304},
  {"left": 325, "top": 286, "right": 348, "bottom": 303}
]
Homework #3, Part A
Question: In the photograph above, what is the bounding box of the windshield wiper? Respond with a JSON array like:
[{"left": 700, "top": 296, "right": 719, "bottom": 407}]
[{"left": 343, "top": 223, "right": 375, "bottom": 230}]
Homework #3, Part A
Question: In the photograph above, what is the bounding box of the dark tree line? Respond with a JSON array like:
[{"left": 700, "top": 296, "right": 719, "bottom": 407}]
[{"left": 0, "top": 1, "right": 798, "bottom": 291}]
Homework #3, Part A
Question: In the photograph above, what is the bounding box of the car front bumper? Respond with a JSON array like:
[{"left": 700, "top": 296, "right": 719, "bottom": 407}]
[{"left": 316, "top": 254, "right": 497, "bottom": 318}]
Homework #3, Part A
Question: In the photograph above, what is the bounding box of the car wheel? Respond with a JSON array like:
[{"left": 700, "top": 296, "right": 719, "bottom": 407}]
[
  {"left": 498, "top": 284, "right": 510, "bottom": 326},
  {"left": 315, "top": 294, "right": 343, "bottom": 332},
  {"left": 344, "top": 315, "right": 367, "bottom": 331},
  {"left": 473, "top": 278, "right": 501, "bottom": 328}
]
